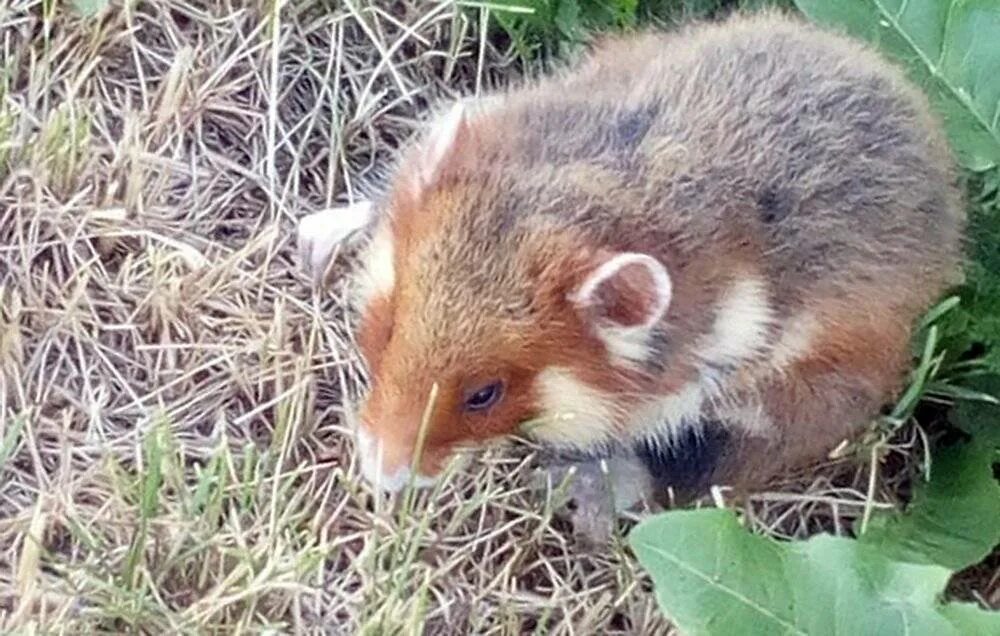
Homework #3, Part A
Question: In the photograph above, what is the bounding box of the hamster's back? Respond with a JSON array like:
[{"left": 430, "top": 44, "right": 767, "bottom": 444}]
[{"left": 485, "top": 13, "right": 963, "bottom": 315}]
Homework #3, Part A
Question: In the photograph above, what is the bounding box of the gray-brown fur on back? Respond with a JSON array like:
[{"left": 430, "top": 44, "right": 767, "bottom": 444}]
[{"left": 419, "top": 12, "right": 963, "bottom": 325}]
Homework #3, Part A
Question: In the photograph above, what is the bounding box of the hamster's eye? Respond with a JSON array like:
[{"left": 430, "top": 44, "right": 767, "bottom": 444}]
[{"left": 463, "top": 381, "right": 504, "bottom": 412}]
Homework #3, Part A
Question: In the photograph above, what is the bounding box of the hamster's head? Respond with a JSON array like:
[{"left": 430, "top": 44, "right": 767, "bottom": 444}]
[{"left": 347, "top": 102, "right": 675, "bottom": 492}]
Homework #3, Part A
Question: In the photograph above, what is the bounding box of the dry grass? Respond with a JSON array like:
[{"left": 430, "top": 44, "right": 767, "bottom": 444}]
[{"left": 0, "top": 1, "right": 968, "bottom": 633}]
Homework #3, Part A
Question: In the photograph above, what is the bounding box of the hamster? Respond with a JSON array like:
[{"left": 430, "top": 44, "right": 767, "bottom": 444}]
[{"left": 297, "top": 12, "right": 964, "bottom": 508}]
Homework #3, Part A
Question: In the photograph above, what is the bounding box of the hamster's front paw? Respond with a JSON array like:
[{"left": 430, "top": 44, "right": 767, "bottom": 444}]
[
  {"left": 536, "top": 457, "right": 655, "bottom": 546},
  {"left": 563, "top": 462, "right": 617, "bottom": 546}
]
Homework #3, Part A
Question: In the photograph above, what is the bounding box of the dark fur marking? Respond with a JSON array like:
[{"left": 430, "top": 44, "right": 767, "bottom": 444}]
[
  {"left": 641, "top": 328, "right": 673, "bottom": 375},
  {"left": 757, "top": 186, "right": 795, "bottom": 224},
  {"left": 701, "top": 360, "right": 737, "bottom": 377},
  {"left": 613, "top": 104, "right": 656, "bottom": 154},
  {"left": 634, "top": 422, "right": 731, "bottom": 493}
]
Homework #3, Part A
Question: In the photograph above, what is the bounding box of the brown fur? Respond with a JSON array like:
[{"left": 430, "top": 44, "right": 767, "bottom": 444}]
[{"left": 345, "top": 12, "right": 964, "bottom": 490}]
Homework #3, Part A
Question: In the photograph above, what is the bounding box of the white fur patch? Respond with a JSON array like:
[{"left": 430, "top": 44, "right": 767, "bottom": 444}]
[
  {"left": 624, "top": 277, "right": 776, "bottom": 444},
  {"left": 355, "top": 424, "right": 435, "bottom": 493},
  {"left": 696, "top": 277, "right": 774, "bottom": 368},
  {"left": 718, "top": 403, "right": 773, "bottom": 435},
  {"left": 571, "top": 253, "right": 673, "bottom": 367},
  {"left": 596, "top": 325, "right": 658, "bottom": 366},
  {"left": 629, "top": 380, "right": 776, "bottom": 445},
  {"left": 297, "top": 200, "right": 374, "bottom": 284},
  {"left": 532, "top": 367, "right": 618, "bottom": 446},
  {"left": 629, "top": 381, "right": 705, "bottom": 441},
  {"left": 354, "top": 224, "right": 395, "bottom": 309},
  {"left": 769, "top": 311, "right": 819, "bottom": 370}
]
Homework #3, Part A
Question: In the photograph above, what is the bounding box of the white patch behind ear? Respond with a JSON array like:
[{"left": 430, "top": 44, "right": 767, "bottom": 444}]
[
  {"left": 694, "top": 276, "right": 774, "bottom": 368},
  {"left": 297, "top": 200, "right": 374, "bottom": 285}
]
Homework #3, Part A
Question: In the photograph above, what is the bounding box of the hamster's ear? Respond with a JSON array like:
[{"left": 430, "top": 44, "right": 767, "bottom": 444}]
[
  {"left": 570, "top": 253, "right": 672, "bottom": 330},
  {"left": 417, "top": 101, "right": 468, "bottom": 186},
  {"left": 409, "top": 97, "right": 501, "bottom": 192}
]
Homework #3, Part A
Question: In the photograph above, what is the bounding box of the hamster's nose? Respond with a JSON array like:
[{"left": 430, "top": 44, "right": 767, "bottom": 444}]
[{"left": 354, "top": 423, "right": 436, "bottom": 493}]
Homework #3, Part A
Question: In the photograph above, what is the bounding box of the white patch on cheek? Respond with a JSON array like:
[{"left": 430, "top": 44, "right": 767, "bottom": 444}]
[
  {"left": 355, "top": 424, "right": 436, "bottom": 493},
  {"left": 532, "top": 367, "right": 618, "bottom": 447},
  {"left": 354, "top": 225, "right": 395, "bottom": 310},
  {"left": 695, "top": 276, "right": 775, "bottom": 368}
]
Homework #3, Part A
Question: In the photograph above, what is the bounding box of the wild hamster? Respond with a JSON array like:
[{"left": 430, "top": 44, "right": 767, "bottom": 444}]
[{"left": 297, "top": 12, "right": 964, "bottom": 506}]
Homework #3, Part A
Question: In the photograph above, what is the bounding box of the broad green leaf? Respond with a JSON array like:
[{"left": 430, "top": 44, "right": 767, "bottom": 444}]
[
  {"left": 794, "top": 0, "right": 1000, "bottom": 171},
  {"left": 629, "top": 509, "right": 1000, "bottom": 636},
  {"left": 859, "top": 435, "right": 1000, "bottom": 570}
]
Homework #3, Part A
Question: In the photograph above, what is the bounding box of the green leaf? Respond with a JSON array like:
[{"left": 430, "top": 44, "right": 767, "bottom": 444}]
[
  {"left": 859, "top": 436, "right": 1000, "bottom": 570},
  {"left": 122, "top": 419, "right": 167, "bottom": 588},
  {"left": 794, "top": 0, "right": 1000, "bottom": 172},
  {"left": 951, "top": 375, "right": 1000, "bottom": 447},
  {"left": 578, "top": 0, "right": 639, "bottom": 28},
  {"left": 934, "top": 175, "right": 1000, "bottom": 373},
  {"left": 485, "top": 0, "right": 641, "bottom": 58},
  {"left": 0, "top": 413, "right": 26, "bottom": 474},
  {"left": 554, "top": 0, "right": 583, "bottom": 39},
  {"left": 629, "top": 509, "right": 1000, "bottom": 636}
]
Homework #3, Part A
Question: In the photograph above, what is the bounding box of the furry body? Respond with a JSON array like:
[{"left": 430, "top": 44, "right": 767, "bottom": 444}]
[{"left": 299, "top": 13, "right": 964, "bottom": 503}]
